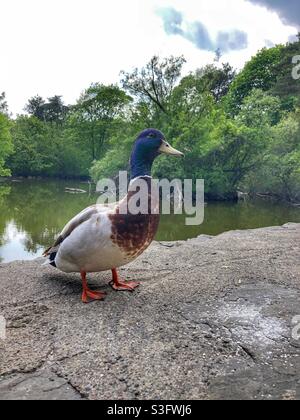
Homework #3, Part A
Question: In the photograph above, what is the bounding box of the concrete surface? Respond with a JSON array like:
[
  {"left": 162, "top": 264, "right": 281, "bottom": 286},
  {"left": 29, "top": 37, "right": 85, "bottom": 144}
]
[{"left": 0, "top": 223, "right": 299, "bottom": 400}]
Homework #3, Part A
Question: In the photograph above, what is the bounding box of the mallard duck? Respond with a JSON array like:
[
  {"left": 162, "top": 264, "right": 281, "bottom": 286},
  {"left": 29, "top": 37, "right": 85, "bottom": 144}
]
[{"left": 43, "top": 129, "right": 184, "bottom": 303}]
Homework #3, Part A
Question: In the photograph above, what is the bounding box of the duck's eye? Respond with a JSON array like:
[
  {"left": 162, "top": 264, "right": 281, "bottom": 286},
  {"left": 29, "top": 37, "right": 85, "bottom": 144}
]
[{"left": 147, "top": 133, "right": 155, "bottom": 138}]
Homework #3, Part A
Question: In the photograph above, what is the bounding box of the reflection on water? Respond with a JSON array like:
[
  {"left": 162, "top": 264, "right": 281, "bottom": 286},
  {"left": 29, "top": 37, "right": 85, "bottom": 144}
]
[
  {"left": 0, "top": 179, "right": 300, "bottom": 263},
  {"left": 0, "top": 222, "right": 44, "bottom": 262}
]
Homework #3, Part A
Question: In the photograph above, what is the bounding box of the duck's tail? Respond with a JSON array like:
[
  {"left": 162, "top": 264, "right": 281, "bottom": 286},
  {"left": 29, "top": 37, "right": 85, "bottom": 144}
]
[{"left": 42, "top": 246, "right": 58, "bottom": 268}]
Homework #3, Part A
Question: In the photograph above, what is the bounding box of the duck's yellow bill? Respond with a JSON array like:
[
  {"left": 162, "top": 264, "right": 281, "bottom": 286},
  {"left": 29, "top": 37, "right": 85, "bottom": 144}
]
[{"left": 159, "top": 140, "right": 184, "bottom": 157}]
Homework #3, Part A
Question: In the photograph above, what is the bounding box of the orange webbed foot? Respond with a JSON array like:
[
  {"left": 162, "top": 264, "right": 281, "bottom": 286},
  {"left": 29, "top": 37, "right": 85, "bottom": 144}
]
[
  {"left": 81, "top": 271, "right": 106, "bottom": 304},
  {"left": 110, "top": 269, "right": 140, "bottom": 292},
  {"left": 109, "top": 280, "right": 140, "bottom": 292},
  {"left": 82, "top": 289, "right": 107, "bottom": 304}
]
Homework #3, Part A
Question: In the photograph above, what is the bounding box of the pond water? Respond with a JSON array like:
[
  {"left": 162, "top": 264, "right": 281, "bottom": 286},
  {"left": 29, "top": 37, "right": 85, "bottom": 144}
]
[{"left": 0, "top": 179, "right": 299, "bottom": 263}]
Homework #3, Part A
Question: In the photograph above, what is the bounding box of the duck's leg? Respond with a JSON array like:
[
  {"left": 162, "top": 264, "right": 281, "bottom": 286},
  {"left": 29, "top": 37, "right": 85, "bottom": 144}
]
[
  {"left": 81, "top": 271, "right": 106, "bottom": 303},
  {"left": 109, "top": 268, "right": 140, "bottom": 292}
]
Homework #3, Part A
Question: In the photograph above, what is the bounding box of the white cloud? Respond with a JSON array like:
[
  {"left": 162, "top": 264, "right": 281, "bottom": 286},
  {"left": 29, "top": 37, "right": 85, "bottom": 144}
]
[{"left": 0, "top": 0, "right": 297, "bottom": 115}]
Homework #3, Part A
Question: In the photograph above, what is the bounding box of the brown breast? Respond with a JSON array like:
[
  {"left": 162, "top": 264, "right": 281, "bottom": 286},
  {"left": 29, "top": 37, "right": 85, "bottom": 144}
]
[{"left": 109, "top": 177, "right": 160, "bottom": 259}]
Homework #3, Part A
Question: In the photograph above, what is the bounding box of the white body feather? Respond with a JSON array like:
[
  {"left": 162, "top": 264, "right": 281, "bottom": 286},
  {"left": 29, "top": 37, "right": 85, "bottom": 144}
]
[{"left": 53, "top": 209, "right": 133, "bottom": 273}]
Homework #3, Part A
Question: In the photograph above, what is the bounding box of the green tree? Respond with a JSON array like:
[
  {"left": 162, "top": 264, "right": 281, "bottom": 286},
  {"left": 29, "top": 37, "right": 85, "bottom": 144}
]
[
  {"left": 121, "top": 55, "right": 186, "bottom": 115},
  {"left": 210, "top": 91, "right": 282, "bottom": 196},
  {"left": 270, "top": 36, "right": 300, "bottom": 111},
  {"left": 245, "top": 112, "right": 300, "bottom": 202},
  {"left": 177, "top": 63, "right": 236, "bottom": 103},
  {"left": 42, "top": 96, "right": 69, "bottom": 124},
  {"left": 9, "top": 115, "right": 90, "bottom": 178},
  {"left": 25, "top": 95, "right": 46, "bottom": 120},
  {"left": 0, "top": 113, "right": 13, "bottom": 176},
  {"left": 9, "top": 116, "right": 54, "bottom": 176},
  {"left": 25, "top": 95, "right": 69, "bottom": 123},
  {"left": 71, "top": 84, "right": 132, "bottom": 161},
  {"left": 90, "top": 126, "right": 134, "bottom": 180},
  {"left": 0, "top": 92, "right": 9, "bottom": 115},
  {"left": 226, "top": 45, "right": 283, "bottom": 114}
]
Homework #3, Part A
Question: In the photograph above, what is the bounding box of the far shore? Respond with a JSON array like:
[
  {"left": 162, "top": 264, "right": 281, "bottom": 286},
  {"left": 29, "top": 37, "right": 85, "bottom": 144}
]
[{"left": 1, "top": 176, "right": 300, "bottom": 206}]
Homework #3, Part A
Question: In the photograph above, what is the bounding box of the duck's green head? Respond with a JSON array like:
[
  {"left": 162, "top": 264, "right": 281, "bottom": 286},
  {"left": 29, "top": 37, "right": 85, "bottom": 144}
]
[{"left": 130, "top": 128, "right": 184, "bottom": 179}]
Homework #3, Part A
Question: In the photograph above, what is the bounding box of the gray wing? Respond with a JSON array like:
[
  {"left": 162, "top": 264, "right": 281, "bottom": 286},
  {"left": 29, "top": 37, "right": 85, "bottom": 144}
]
[{"left": 43, "top": 205, "right": 98, "bottom": 256}]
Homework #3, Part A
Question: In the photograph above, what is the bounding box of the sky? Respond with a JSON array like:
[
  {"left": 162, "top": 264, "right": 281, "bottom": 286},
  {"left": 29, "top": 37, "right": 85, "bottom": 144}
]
[{"left": 0, "top": 0, "right": 298, "bottom": 115}]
